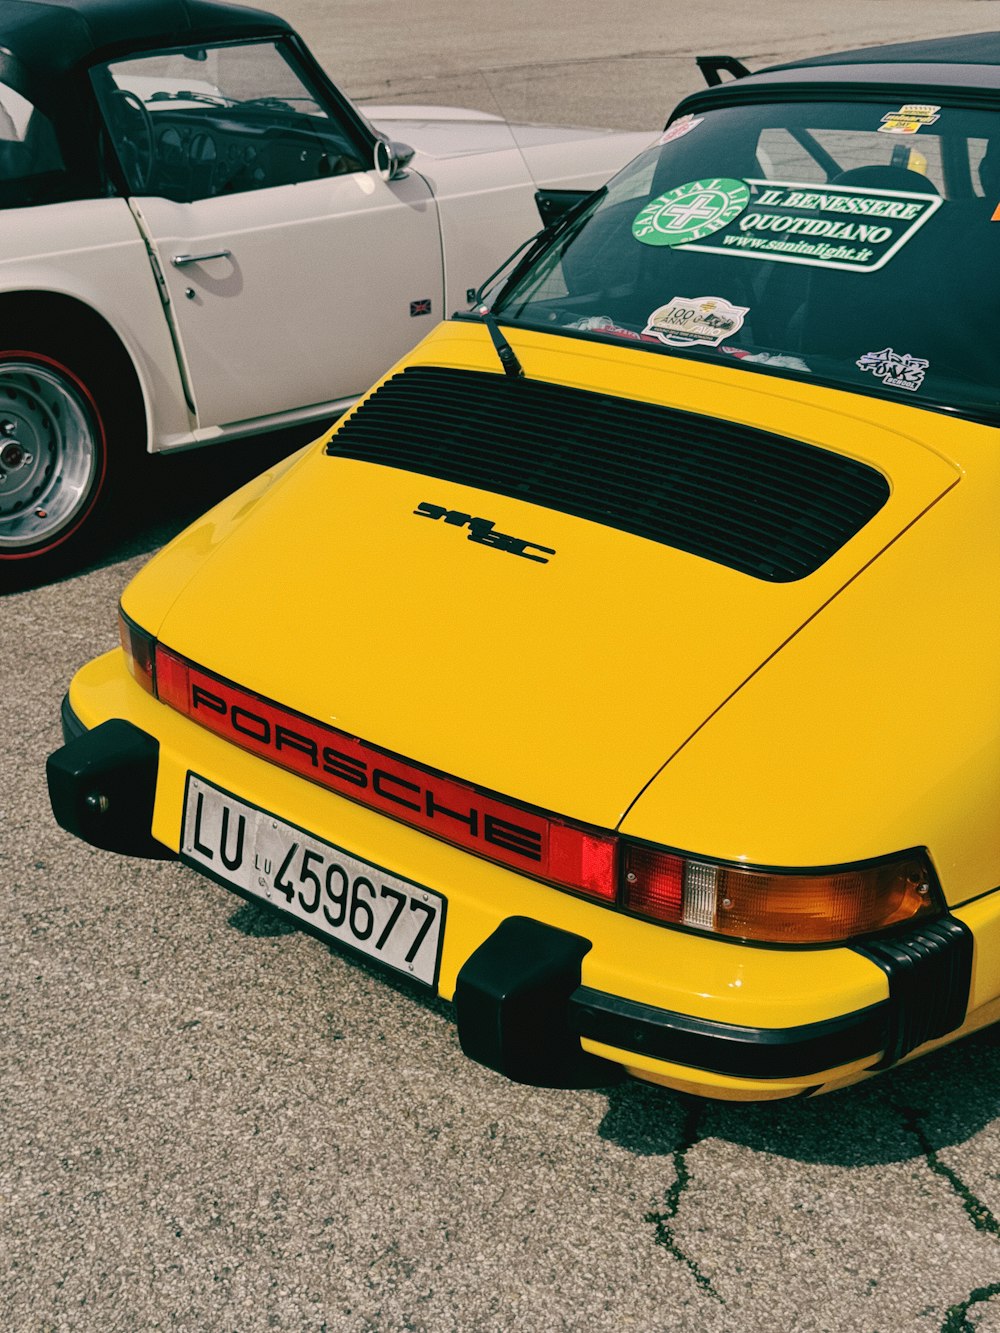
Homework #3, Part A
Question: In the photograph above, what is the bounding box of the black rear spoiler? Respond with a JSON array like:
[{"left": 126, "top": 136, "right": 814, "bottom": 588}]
[{"left": 696, "top": 54, "right": 752, "bottom": 87}]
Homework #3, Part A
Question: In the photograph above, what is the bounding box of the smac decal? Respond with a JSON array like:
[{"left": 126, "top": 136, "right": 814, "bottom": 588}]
[{"left": 414, "top": 501, "right": 555, "bottom": 563}]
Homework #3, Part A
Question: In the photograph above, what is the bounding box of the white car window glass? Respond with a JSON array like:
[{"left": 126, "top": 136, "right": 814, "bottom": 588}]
[
  {"left": 94, "top": 40, "right": 367, "bottom": 201},
  {"left": 0, "top": 82, "right": 65, "bottom": 205},
  {"left": 969, "top": 137, "right": 989, "bottom": 196},
  {"left": 755, "top": 127, "right": 827, "bottom": 182}
]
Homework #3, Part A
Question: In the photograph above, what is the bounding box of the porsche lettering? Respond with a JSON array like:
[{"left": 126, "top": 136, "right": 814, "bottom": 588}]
[{"left": 188, "top": 682, "right": 543, "bottom": 862}]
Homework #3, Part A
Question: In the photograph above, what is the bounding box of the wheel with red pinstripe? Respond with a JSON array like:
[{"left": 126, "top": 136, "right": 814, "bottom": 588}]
[{"left": 0, "top": 350, "right": 111, "bottom": 577}]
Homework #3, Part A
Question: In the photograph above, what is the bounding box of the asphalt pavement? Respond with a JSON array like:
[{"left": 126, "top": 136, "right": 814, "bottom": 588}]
[{"left": 6, "top": 2, "right": 1000, "bottom": 1330}]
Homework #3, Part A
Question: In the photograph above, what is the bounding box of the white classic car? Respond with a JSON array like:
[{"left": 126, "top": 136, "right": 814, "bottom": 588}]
[{"left": 0, "top": 0, "right": 652, "bottom": 577}]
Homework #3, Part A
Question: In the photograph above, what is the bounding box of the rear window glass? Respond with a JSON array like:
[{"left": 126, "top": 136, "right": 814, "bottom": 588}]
[{"left": 494, "top": 99, "right": 1000, "bottom": 421}]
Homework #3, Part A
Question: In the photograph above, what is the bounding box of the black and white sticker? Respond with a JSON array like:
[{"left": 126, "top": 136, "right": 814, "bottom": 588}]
[{"left": 856, "top": 347, "right": 929, "bottom": 392}]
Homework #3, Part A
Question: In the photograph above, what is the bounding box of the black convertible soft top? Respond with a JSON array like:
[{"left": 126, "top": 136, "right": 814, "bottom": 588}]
[
  {"left": 674, "top": 30, "right": 1000, "bottom": 122},
  {"left": 766, "top": 31, "right": 1000, "bottom": 72},
  {"left": 0, "top": 0, "right": 287, "bottom": 91}
]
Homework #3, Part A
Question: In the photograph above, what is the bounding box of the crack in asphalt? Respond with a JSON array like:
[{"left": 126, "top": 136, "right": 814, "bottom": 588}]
[
  {"left": 644, "top": 1101, "right": 722, "bottom": 1303},
  {"left": 942, "top": 1282, "right": 1000, "bottom": 1333},
  {"left": 895, "top": 1103, "right": 1000, "bottom": 1332},
  {"left": 898, "top": 1104, "right": 1000, "bottom": 1239}
]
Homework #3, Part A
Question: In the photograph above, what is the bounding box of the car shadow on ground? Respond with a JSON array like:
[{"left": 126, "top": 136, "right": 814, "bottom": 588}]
[
  {"left": 597, "top": 1023, "right": 1000, "bottom": 1166},
  {"left": 228, "top": 897, "right": 455, "bottom": 1021},
  {"left": 235, "top": 890, "right": 1000, "bottom": 1165},
  {"left": 105, "top": 420, "right": 333, "bottom": 566}
]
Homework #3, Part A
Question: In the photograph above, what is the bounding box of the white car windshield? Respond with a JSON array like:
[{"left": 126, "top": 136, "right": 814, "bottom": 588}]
[{"left": 93, "top": 39, "right": 367, "bottom": 200}]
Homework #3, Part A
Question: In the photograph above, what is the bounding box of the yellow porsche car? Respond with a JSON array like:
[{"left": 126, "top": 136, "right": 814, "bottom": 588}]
[{"left": 47, "top": 34, "right": 1000, "bottom": 1102}]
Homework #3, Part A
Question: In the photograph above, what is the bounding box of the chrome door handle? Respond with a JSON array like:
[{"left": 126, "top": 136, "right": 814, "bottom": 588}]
[{"left": 171, "top": 249, "right": 232, "bottom": 267}]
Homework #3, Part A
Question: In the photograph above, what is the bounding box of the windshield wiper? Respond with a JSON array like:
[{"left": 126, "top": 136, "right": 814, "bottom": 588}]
[
  {"left": 468, "top": 231, "right": 541, "bottom": 380},
  {"left": 477, "top": 306, "right": 524, "bottom": 379},
  {"left": 469, "top": 186, "right": 606, "bottom": 381}
]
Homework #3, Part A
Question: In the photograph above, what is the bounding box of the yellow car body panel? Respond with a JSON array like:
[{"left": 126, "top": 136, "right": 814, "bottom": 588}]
[
  {"left": 67, "top": 320, "right": 998, "bottom": 1101},
  {"left": 624, "top": 459, "right": 1000, "bottom": 886},
  {"left": 123, "top": 322, "right": 961, "bottom": 833}
]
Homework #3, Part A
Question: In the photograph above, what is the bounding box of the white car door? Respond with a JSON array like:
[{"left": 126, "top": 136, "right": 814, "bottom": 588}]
[{"left": 97, "top": 41, "right": 442, "bottom": 430}]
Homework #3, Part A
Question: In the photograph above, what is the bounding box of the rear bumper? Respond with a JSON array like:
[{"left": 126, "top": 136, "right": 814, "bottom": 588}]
[
  {"left": 454, "top": 913, "right": 971, "bottom": 1089},
  {"left": 50, "top": 663, "right": 980, "bottom": 1100},
  {"left": 49, "top": 702, "right": 174, "bottom": 860}
]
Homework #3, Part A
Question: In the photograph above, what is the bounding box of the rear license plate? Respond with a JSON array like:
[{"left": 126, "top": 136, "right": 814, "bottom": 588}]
[{"left": 180, "top": 774, "right": 444, "bottom": 988}]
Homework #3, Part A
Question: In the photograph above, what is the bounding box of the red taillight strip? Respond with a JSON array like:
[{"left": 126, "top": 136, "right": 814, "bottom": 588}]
[
  {"left": 155, "top": 646, "right": 617, "bottom": 901},
  {"left": 147, "top": 643, "right": 936, "bottom": 947}
]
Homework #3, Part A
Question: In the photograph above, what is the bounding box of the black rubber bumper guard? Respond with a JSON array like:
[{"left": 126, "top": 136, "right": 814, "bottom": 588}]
[{"left": 47, "top": 707, "right": 174, "bottom": 860}]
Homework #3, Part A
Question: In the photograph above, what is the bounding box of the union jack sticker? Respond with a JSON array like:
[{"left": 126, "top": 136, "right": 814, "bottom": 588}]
[{"left": 410, "top": 299, "right": 432, "bottom": 317}]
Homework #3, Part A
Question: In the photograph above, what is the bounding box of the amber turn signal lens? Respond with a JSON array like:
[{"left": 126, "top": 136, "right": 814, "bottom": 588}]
[{"left": 621, "top": 842, "right": 938, "bottom": 944}]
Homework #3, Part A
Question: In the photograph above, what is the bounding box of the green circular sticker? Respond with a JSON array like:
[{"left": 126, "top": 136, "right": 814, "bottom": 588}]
[{"left": 632, "top": 177, "right": 750, "bottom": 247}]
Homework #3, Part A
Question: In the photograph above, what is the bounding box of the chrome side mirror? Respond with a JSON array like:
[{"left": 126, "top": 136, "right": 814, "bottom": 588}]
[{"left": 374, "top": 137, "right": 415, "bottom": 182}]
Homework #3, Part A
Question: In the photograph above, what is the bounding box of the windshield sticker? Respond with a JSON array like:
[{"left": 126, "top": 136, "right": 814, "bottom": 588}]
[
  {"left": 856, "top": 347, "right": 928, "bottom": 391},
  {"left": 644, "top": 295, "right": 749, "bottom": 348},
  {"left": 672, "top": 178, "right": 942, "bottom": 272},
  {"left": 878, "top": 104, "right": 940, "bottom": 135},
  {"left": 657, "top": 115, "right": 703, "bottom": 146},
  {"left": 632, "top": 178, "right": 750, "bottom": 247}
]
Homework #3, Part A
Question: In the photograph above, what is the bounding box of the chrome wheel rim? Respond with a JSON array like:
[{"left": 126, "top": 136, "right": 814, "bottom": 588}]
[{"left": 0, "top": 359, "right": 100, "bottom": 552}]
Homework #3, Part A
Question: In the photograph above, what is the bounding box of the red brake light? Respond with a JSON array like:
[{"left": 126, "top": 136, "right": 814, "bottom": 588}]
[
  {"left": 549, "top": 822, "right": 618, "bottom": 902},
  {"left": 622, "top": 842, "right": 683, "bottom": 920},
  {"left": 155, "top": 648, "right": 190, "bottom": 714}
]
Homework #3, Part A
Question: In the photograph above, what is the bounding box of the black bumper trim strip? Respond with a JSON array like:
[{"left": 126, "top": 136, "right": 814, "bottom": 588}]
[
  {"left": 60, "top": 692, "right": 86, "bottom": 743},
  {"left": 569, "top": 987, "right": 887, "bottom": 1079}
]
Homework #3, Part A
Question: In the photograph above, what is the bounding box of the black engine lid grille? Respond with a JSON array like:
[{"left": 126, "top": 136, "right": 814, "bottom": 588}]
[{"left": 326, "top": 365, "right": 890, "bottom": 582}]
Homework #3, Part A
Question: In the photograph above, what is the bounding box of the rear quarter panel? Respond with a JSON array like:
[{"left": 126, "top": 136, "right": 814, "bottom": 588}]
[
  {"left": 622, "top": 420, "right": 1000, "bottom": 900},
  {"left": 0, "top": 197, "right": 190, "bottom": 449}
]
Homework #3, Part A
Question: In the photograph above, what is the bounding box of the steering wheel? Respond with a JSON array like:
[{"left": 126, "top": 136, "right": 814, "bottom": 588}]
[{"left": 109, "top": 89, "right": 155, "bottom": 191}]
